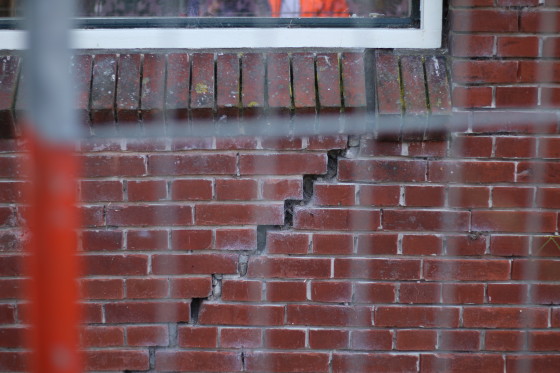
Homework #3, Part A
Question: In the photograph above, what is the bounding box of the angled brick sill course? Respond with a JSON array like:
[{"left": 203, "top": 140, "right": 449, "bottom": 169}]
[{"left": 0, "top": 51, "right": 454, "bottom": 140}]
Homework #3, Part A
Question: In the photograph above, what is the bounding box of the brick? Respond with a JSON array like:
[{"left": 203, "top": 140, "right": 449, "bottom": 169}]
[
  {"left": 355, "top": 283, "right": 396, "bottom": 303},
  {"left": 439, "top": 330, "right": 480, "bottom": 351},
  {"left": 473, "top": 111, "right": 558, "bottom": 134},
  {"left": 215, "top": 228, "right": 256, "bottom": 251},
  {"left": 127, "top": 230, "right": 168, "bottom": 251},
  {"left": 248, "top": 257, "right": 330, "bottom": 279},
  {"left": 90, "top": 54, "right": 117, "bottom": 128},
  {"left": 405, "top": 186, "right": 445, "bottom": 207},
  {"left": 472, "top": 211, "right": 556, "bottom": 233},
  {"left": 312, "top": 233, "right": 353, "bottom": 255},
  {"left": 531, "top": 284, "right": 560, "bottom": 304},
  {"left": 81, "top": 155, "right": 146, "bottom": 177},
  {"left": 266, "top": 281, "right": 307, "bottom": 302},
  {"left": 171, "top": 179, "right": 213, "bottom": 201},
  {"left": 82, "top": 303, "right": 103, "bottom": 323},
  {"left": 309, "top": 329, "right": 349, "bottom": 350},
  {"left": 80, "top": 279, "right": 123, "bottom": 300},
  {"left": 451, "top": 9, "right": 518, "bottom": 32},
  {"left": 408, "top": 141, "right": 448, "bottom": 157},
  {"left": 239, "top": 153, "right": 327, "bottom": 175},
  {"left": 292, "top": 53, "right": 316, "bottom": 114},
  {"left": 358, "top": 185, "right": 400, "bottom": 207},
  {"left": 442, "top": 284, "right": 485, "bottom": 305},
  {"left": 0, "top": 279, "right": 25, "bottom": 299},
  {"left": 265, "top": 329, "right": 306, "bottom": 349},
  {"left": 216, "top": 53, "right": 240, "bottom": 119},
  {"left": 0, "top": 156, "right": 23, "bottom": 178},
  {"left": 396, "top": 330, "right": 437, "bottom": 351},
  {"left": 429, "top": 161, "right": 515, "bottom": 183},
  {"left": 339, "top": 159, "right": 426, "bottom": 182},
  {"left": 332, "top": 354, "right": 418, "bottom": 373},
  {"left": 0, "top": 304, "right": 15, "bottom": 324},
  {"left": 383, "top": 210, "right": 470, "bottom": 232},
  {"left": 222, "top": 280, "right": 262, "bottom": 302},
  {"left": 493, "top": 186, "right": 534, "bottom": 208},
  {"left": 166, "top": 53, "right": 190, "bottom": 119},
  {"left": 513, "top": 259, "right": 560, "bottom": 281},
  {"left": 518, "top": 162, "right": 560, "bottom": 184},
  {"left": 216, "top": 136, "right": 257, "bottom": 150},
  {"left": 447, "top": 186, "right": 490, "bottom": 208},
  {"left": 508, "top": 356, "right": 560, "bottom": 373},
  {"left": 350, "top": 330, "right": 392, "bottom": 351},
  {"left": 451, "top": 34, "right": 494, "bottom": 57},
  {"left": 0, "top": 327, "right": 25, "bottom": 348},
  {"left": 424, "top": 259, "right": 510, "bottom": 281},
  {"left": 452, "top": 86, "right": 493, "bottom": 108},
  {"left": 495, "top": 136, "right": 537, "bottom": 158},
  {"left": 190, "top": 53, "right": 215, "bottom": 118},
  {"left": 127, "top": 325, "right": 168, "bottom": 346},
  {"left": 496, "top": 86, "right": 538, "bottom": 108},
  {"left": 80, "top": 326, "right": 124, "bottom": 347},
  {"left": 360, "top": 138, "right": 402, "bottom": 156},
  {"left": 402, "top": 234, "right": 443, "bottom": 256},
  {"left": 82, "top": 230, "right": 122, "bottom": 251},
  {"left": 245, "top": 352, "right": 329, "bottom": 373},
  {"left": 80, "top": 180, "right": 123, "bottom": 202},
  {"left": 0, "top": 256, "right": 22, "bottom": 277},
  {"left": 221, "top": 328, "right": 262, "bottom": 348},
  {"left": 0, "top": 206, "right": 15, "bottom": 227},
  {"left": 537, "top": 187, "right": 560, "bottom": 209},
  {"left": 267, "top": 53, "right": 291, "bottom": 114},
  {"left": 400, "top": 283, "right": 441, "bottom": 304},
  {"left": 0, "top": 56, "right": 19, "bottom": 138},
  {"left": 116, "top": 54, "right": 141, "bottom": 123},
  {"left": 533, "top": 236, "right": 560, "bottom": 257},
  {"left": 401, "top": 55, "right": 428, "bottom": 116},
  {"left": 267, "top": 231, "right": 309, "bottom": 255},
  {"left": 105, "top": 301, "right": 189, "bottom": 323},
  {"left": 490, "top": 235, "right": 530, "bottom": 256},
  {"left": 539, "top": 138, "right": 560, "bottom": 159},
  {"left": 152, "top": 253, "right": 238, "bottom": 275},
  {"left": 375, "top": 306, "right": 460, "bottom": 328},
  {"left": 196, "top": 203, "right": 283, "bottom": 225},
  {"left": 375, "top": 53, "right": 401, "bottom": 115},
  {"left": 85, "top": 350, "right": 149, "bottom": 371},
  {"left": 314, "top": 184, "right": 355, "bottom": 206},
  {"left": 70, "top": 54, "right": 93, "bottom": 126},
  {"left": 485, "top": 331, "right": 526, "bottom": 351},
  {"left": 171, "top": 230, "right": 212, "bottom": 251},
  {"left": 452, "top": 60, "right": 518, "bottom": 84},
  {"left": 544, "top": 37, "right": 560, "bottom": 58},
  {"left": 294, "top": 208, "right": 380, "bottom": 231},
  {"left": 261, "top": 136, "right": 304, "bottom": 150},
  {"left": 498, "top": 36, "right": 539, "bottom": 57},
  {"left": 528, "top": 331, "right": 560, "bottom": 351},
  {"left": 83, "top": 254, "right": 147, "bottom": 276},
  {"left": 127, "top": 180, "right": 167, "bottom": 201},
  {"left": 356, "top": 234, "right": 398, "bottom": 255},
  {"left": 316, "top": 53, "right": 342, "bottom": 113},
  {"left": 126, "top": 278, "right": 168, "bottom": 299},
  {"left": 241, "top": 53, "right": 266, "bottom": 116},
  {"left": 518, "top": 61, "right": 560, "bottom": 83},
  {"left": 215, "top": 178, "right": 257, "bottom": 200},
  {"left": 445, "top": 235, "right": 486, "bottom": 256},
  {"left": 170, "top": 277, "right": 213, "bottom": 298},
  {"left": 334, "top": 258, "right": 421, "bottom": 280},
  {"left": 426, "top": 55, "right": 452, "bottom": 114},
  {"left": 199, "top": 304, "right": 284, "bottom": 326},
  {"left": 0, "top": 181, "right": 23, "bottom": 203},
  {"left": 450, "top": 136, "right": 492, "bottom": 158},
  {"left": 311, "top": 281, "right": 352, "bottom": 303},
  {"left": 341, "top": 52, "right": 366, "bottom": 111},
  {"left": 542, "top": 87, "right": 560, "bottom": 108},
  {"left": 149, "top": 154, "right": 236, "bottom": 175},
  {"left": 521, "top": 10, "right": 560, "bottom": 33},
  {"left": 463, "top": 307, "right": 548, "bottom": 328},
  {"left": 421, "top": 354, "right": 504, "bottom": 373},
  {"left": 156, "top": 351, "right": 242, "bottom": 372},
  {"left": 106, "top": 205, "right": 192, "bottom": 226},
  {"left": 497, "top": 0, "right": 538, "bottom": 4},
  {"left": 287, "top": 305, "right": 372, "bottom": 327},
  {"left": 178, "top": 326, "right": 217, "bottom": 348}
]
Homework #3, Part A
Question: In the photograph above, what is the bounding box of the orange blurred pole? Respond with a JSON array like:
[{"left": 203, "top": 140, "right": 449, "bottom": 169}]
[{"left": 24, "top": 129, "right": 81, "bottom": 373}]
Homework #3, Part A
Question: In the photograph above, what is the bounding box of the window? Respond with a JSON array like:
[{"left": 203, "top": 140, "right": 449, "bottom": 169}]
[{"left": 0, "top": 0, "right": 442, "bottom": 49}]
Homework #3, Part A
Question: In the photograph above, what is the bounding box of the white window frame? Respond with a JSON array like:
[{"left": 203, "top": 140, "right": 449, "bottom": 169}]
[{"left": 0, "top": 0, "right": 442, "bottom": 50}]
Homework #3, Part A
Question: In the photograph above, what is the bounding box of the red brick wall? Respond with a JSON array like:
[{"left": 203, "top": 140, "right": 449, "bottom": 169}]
[{"left": 0, "top": 2, "right": 560, "bottom": 372}]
